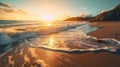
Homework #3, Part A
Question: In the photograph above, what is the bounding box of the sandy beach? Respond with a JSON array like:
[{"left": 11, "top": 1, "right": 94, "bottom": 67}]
[
  {"left": 0, "top": 0, "right": 120, "bottom": 67},
  {"left": 89, "top": 21, "right": 120, "bottom": 40},
  {"left": 0, "top": 45, "right": 120, "bottom": 67}
]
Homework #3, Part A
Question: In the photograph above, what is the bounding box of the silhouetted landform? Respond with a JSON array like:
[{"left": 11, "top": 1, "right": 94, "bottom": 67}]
[
  {"left": 92, "top": 4, "right": 120, "bottom": 21},
  {"left": 65, "top": 4, "right": 120, "bottom": 21},
  {"left": 65, "top": 16, "right": 94, "bottom": 21}
]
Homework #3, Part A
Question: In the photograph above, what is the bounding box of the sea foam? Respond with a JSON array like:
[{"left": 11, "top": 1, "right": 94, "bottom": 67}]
[{"left": 0, "top": 21, "right": 120, "bottom": 57}]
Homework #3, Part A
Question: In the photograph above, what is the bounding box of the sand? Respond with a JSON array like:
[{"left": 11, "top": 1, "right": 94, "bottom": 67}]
[{"left": 89, "top": 21, "right": 120, "bottom": 40}]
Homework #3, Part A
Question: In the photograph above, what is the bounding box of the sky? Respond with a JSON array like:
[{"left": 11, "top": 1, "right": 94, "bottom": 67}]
[{"left": 0, "top": 0, "right": 120, "bottom": 20}]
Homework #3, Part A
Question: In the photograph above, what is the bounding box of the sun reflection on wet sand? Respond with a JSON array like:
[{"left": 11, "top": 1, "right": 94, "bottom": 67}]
[
  {"left": 41, "top": 34, "right": 68, "bottom": 50},
  {"left": 48, "top": 37, "right": 55, "bottom": 48}
]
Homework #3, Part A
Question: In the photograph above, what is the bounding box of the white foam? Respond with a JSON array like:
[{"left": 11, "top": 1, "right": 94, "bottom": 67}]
[
  {"left": 8, "top": 55, "right": 14, "bottom": 67},
  {"left": 28, "top": 48, "right": 38, "bottom": 58},
  {"left": 0, "top": 21, "right": 120, "bottom": 56},
  {"left": 28, "top": 31, "right": 120, "bottom": 53},
  {"left": 21, "top": 55, "right": 30, "bottom": 67}
]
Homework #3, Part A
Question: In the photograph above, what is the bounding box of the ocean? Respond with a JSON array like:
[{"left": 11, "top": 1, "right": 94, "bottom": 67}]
[{"left": 0, "top": 20, "right": 120, "bottom": 58}]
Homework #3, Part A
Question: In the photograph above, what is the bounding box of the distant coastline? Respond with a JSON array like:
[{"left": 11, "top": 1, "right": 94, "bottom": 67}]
[{"left": 65, "top": 4, "right": 120, "bottom": 22}]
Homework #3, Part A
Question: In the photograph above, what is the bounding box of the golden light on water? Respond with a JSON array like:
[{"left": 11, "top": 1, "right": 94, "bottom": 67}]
[
  {"left": 46, "top": 22, "right": 52, "bottom": 26},
  {"left": 48, "top": 37, "right": 55, "bottom": 48}
]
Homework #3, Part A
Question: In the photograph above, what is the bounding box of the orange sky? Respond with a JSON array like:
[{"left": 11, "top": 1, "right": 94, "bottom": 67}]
[{"left": 0, "top": 0, "right": 119, "bottom": 20}]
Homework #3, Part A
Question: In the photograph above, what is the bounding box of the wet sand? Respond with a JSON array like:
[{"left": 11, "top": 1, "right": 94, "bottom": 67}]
[
  {"left": 0, "top": 21, "right": 120, "bottom": 67},
  {"left": 89, "top": 21, "right": 120, "bottom": 40},
  {"left": 0, "top": 46, "right": 120, "bottom": 67}
]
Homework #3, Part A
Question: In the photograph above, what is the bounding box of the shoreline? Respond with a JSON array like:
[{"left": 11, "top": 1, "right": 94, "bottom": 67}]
[
  {"left": 89, "top": 21, "right": 120, "bottom": 41},
  {"left": 0, "top": 21, "right": 120, "bottom": 67}
]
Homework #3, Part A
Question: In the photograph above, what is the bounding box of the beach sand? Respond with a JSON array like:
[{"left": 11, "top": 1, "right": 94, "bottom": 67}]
[
  {"left": 87, "top": 21, "right": 120, "bottom": 67},
  {"left": 89, "top": 21, "right": 120, "bottom": 40},
  {"left": 0, "top": 21, "right": 120, "bottom": 67}
]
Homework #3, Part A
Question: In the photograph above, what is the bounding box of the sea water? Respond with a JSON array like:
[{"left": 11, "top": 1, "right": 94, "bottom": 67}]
[{"left": 0, "top": 20, "right": 120, "bottom": 57}]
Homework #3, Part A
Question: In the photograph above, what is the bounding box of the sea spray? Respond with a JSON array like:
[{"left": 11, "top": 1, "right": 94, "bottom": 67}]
[{"left": 0, "top": 21, "right": 120, "bottom": 58}]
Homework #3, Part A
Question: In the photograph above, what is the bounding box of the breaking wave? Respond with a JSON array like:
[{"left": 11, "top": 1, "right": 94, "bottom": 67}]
[{"left": 27, "top": 32, "right": 120, "bottom": 53}]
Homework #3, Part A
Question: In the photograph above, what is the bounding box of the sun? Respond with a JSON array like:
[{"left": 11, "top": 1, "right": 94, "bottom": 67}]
[{"left": 41, "top": 12, "right": 55, "bottom": 22}]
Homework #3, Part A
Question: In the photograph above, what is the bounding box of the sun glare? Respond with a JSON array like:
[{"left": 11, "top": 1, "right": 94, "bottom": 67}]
[
  {"left": 48, "top": 37, "right": 55, "bottom": 48},
  {"left": 46, "top": 23, "right": 52, "bottom": 26},
  {"left": 41, "top": 12, "right": 55, "bottom": 22}
]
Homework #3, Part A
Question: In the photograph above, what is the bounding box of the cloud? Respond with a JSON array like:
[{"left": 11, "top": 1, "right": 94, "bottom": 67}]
[
  {"left": 3, "top": 8, "right": 15, "bottom": 13},
  {"left": 0, "top": 2, "right": 28, "bottom": 20},
  {"left": 0, "top": 1, "right": 27, "bottom": 14},
  {"left": 79, "top": 11, "right": 90, "bottom": 18},
  {"left": 0, "top": 1, "right": 12, "bottom": 8},
  {"left": 100, "top": 10, "right": 106, "bottom": 14},
  {"left": 18, "top": 9, "right": 27, "bottom": 14},
  {"left": 0, "top": 7, "right": 27, "bottom": 14},
  {"left": 79, "top": 7, "right": 92, "bottom": 18}
]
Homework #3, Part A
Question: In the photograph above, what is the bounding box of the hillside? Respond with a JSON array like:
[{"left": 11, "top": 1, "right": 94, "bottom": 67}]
[
  {"left": 92, "top": 4, "right": 120, "bottom": 21},
  {"left": 65, "top": 4, "right": 120, "bottom": 21}
]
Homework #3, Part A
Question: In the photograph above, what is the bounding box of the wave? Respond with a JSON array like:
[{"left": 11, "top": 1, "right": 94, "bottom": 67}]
[
  {"left": 0, "top": 22, "right": 96, "bottom": 45},
  {"left": 0, "top": 21, "right": 120, "bottom": 57},
  {"left": 27, "top": 31, "right": 120, "bottom": 53}
]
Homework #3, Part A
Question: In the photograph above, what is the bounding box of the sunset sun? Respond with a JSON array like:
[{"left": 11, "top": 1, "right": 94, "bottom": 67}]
[{"left": 41, "top": 12, "right": 55, "bottom": 22}]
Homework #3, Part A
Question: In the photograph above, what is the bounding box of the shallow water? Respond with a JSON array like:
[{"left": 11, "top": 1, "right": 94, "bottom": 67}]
[{"left": 0, "top": 20, "right": 120, "bottom": 57}]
